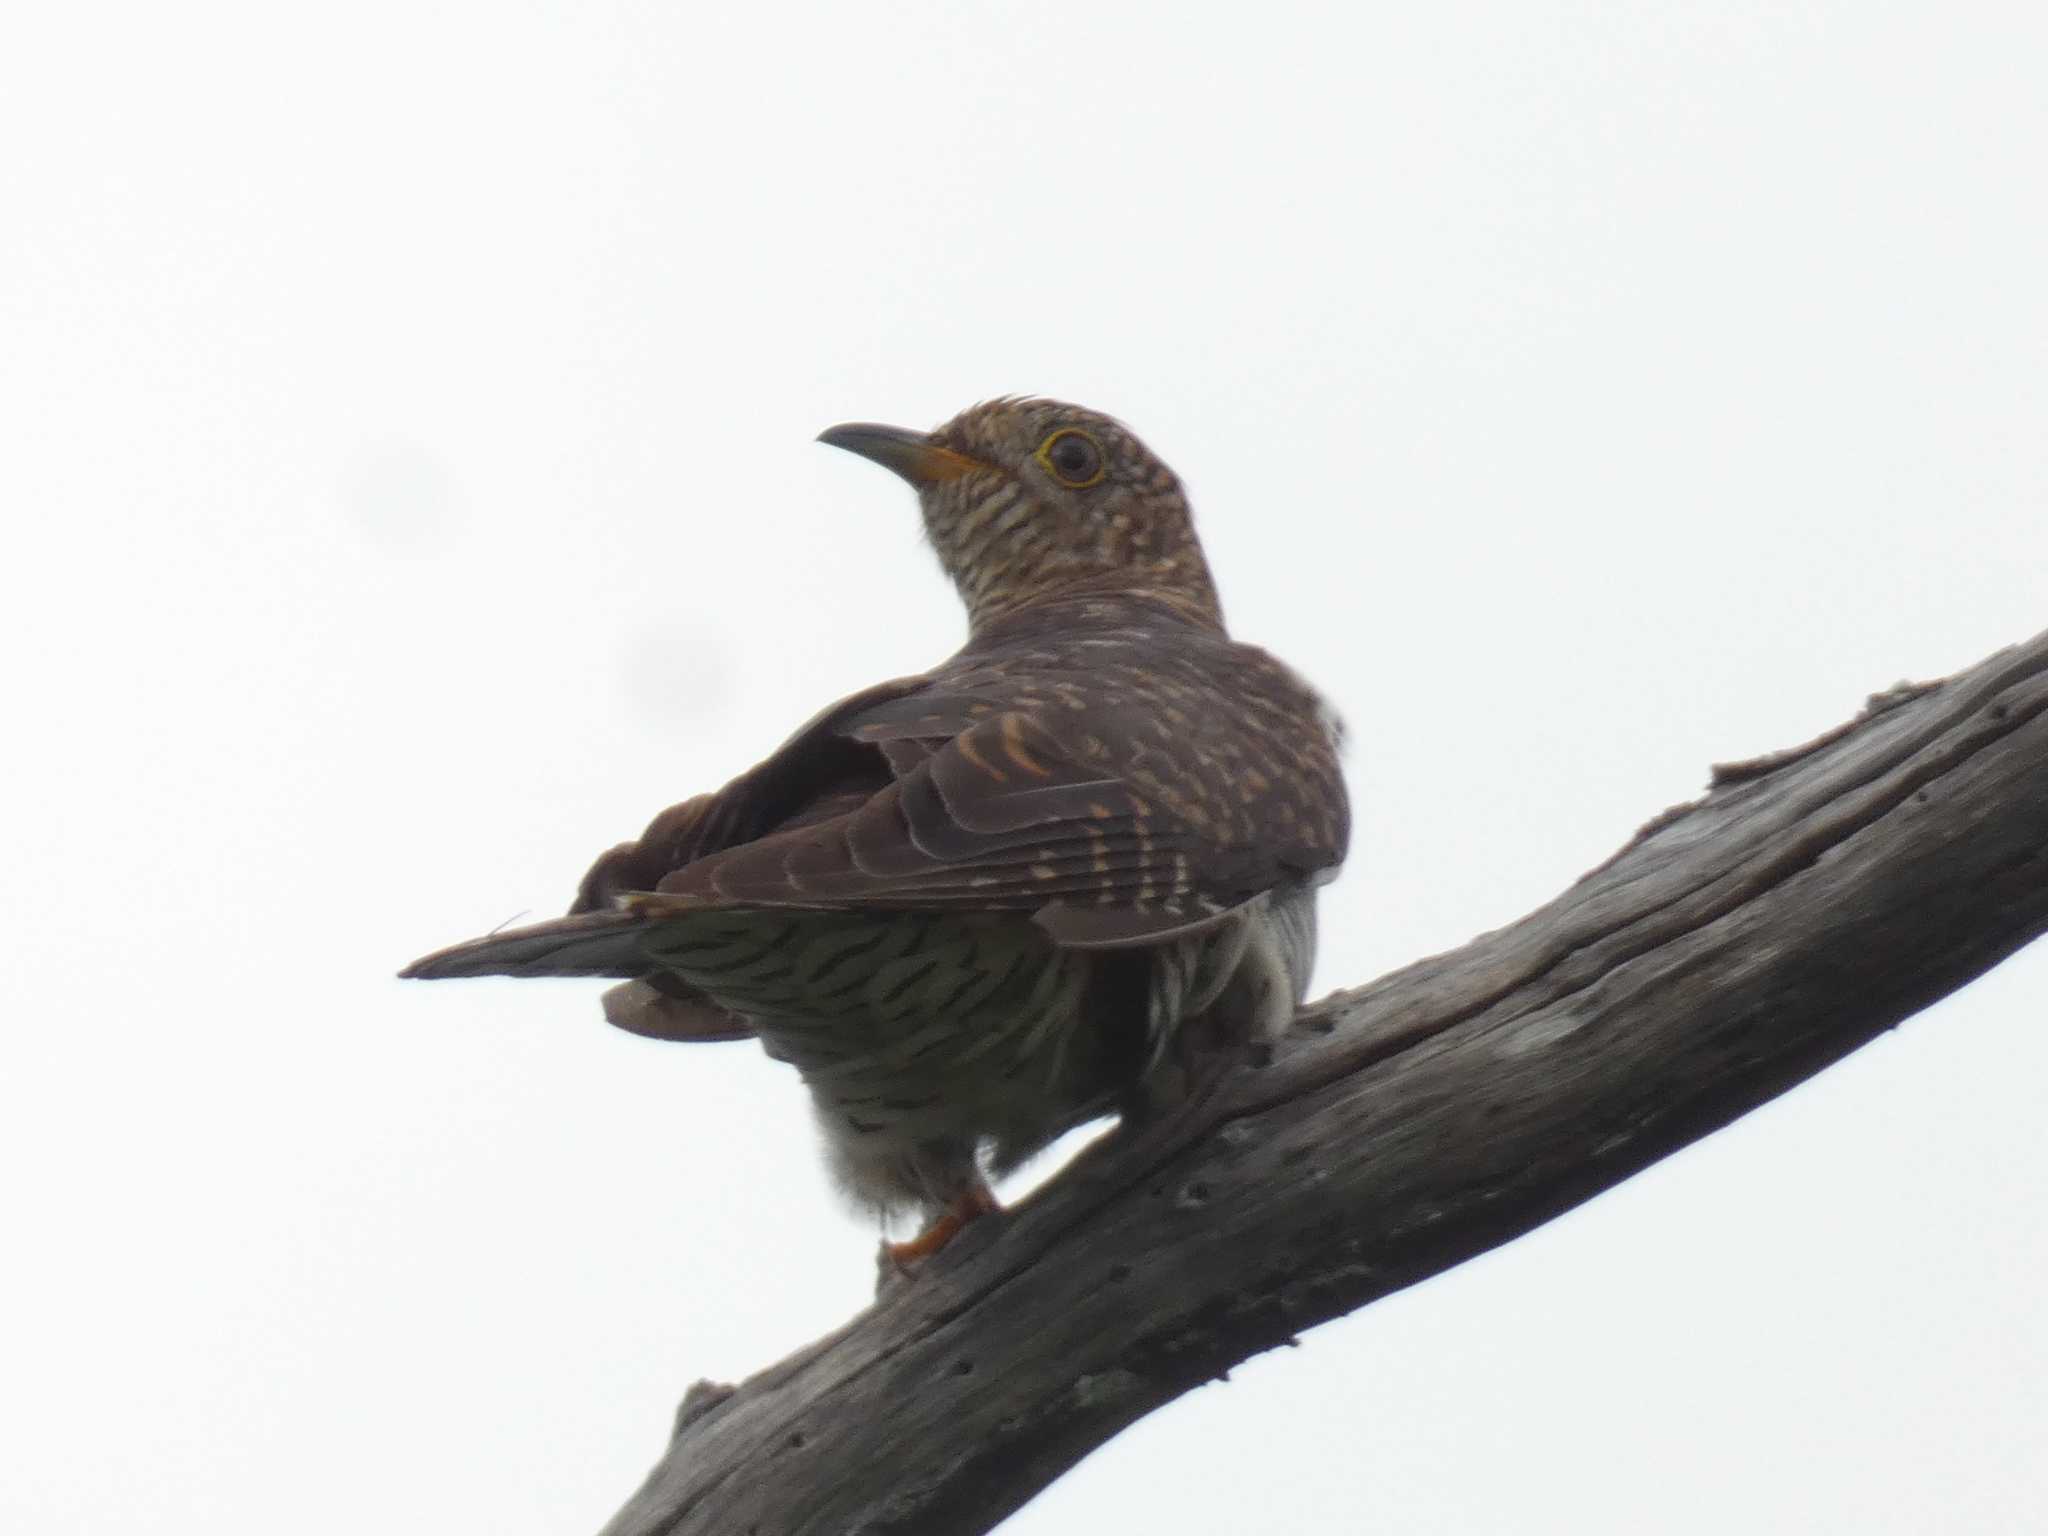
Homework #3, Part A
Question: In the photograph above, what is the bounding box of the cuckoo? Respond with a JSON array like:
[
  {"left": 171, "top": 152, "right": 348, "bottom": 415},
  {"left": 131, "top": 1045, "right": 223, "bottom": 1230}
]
[{"left": 402, "top": 397, "right": 1350, "bottom": 1262}]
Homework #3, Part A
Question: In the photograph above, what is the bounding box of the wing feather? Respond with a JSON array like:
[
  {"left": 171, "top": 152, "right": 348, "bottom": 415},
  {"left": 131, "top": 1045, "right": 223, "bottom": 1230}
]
[{"left": 558, "top": 621, "right": 1344, "bottom": 952}]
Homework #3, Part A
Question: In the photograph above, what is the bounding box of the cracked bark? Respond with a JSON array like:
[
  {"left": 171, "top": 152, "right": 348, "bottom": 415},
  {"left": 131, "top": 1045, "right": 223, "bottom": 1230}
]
[{"left": 598, "top": 626, "right": 2048, "bottom": 1536}]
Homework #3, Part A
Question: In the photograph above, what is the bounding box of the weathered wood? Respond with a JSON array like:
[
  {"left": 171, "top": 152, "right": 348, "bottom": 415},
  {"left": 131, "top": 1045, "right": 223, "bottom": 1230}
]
[{"left": 600, "top": 627, "right": 2048, "bottom": 1536}]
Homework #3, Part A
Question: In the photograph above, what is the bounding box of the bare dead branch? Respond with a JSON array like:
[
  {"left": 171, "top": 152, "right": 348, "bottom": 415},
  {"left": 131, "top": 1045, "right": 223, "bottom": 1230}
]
[{"left": 599, "top": 626, "right": 2048, "bottom": 1536}]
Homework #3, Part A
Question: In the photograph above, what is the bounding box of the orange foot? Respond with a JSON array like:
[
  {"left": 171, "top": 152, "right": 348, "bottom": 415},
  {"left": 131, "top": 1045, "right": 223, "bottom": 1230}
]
[{"left": 885, "top": 1179, "right": 1002, "bottom": 1268}]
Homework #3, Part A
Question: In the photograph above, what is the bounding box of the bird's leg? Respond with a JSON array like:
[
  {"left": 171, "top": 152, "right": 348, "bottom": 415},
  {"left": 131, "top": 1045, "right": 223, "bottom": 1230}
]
[{"left": 885, "top": 1175, "right": 1001, "bottom": 1267}]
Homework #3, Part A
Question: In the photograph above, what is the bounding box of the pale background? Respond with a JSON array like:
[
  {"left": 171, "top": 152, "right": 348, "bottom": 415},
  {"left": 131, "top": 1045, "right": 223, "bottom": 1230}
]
[{"left": 5, "top": 4, "right": 2044, "bottom": 1531}]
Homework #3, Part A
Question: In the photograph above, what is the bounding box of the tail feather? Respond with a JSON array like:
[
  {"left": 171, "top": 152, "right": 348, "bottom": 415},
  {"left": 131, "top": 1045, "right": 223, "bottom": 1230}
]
[
  {"left": 399, "top": 910, "right": 650, "bottom": 980},
  {"left": 600, "top": 980, "right": 754, "bottom": 1042}
]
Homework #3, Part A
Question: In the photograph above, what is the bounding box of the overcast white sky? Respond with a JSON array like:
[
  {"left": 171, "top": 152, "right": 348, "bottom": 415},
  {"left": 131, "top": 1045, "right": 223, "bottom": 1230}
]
[{"left": 5, "top": 3, "right": 2044, "bottom": 1531}]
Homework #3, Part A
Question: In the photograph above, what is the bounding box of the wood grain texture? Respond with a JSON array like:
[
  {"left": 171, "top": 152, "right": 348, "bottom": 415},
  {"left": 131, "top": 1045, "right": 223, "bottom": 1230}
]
[{"left": 599, "top": 626, "right": 2048, "bottom": 1536}]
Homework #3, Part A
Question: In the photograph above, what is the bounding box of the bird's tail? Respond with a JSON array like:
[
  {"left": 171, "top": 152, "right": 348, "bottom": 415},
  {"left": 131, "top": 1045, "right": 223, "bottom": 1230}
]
[
  {"left": 399, "top": 910, "right": 757, "bottom": 1043},
  {"left": 399, "top": 910, "right": 650, "bottom": 980}
]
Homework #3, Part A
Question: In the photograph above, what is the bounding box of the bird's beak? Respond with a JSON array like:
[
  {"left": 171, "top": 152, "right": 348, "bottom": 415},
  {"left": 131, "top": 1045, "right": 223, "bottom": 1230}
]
[{"left": 817, "top": 422, "right": 986, "bottom": 486}]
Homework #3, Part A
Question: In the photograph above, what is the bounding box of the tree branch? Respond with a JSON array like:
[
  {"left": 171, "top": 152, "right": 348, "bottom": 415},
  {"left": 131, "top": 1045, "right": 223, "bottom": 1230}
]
[{"left": 599, "top": 626, "right": 2048, "bottom": 1536}]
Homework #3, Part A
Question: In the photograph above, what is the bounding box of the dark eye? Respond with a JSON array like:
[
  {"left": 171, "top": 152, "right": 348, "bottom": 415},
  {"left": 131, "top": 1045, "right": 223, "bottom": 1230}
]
[{"left": 1037, "top": 428, "right": 1106, "bottom": 488}]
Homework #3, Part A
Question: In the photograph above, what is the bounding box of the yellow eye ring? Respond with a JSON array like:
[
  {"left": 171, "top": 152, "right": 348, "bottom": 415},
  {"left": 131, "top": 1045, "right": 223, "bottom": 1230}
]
[{"left": 1035, "top": 428, "right": 1107, "bottom": 488}]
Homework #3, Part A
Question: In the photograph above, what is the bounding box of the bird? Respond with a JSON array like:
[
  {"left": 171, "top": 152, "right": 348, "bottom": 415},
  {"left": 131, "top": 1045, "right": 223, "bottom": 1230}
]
[{"left": 401, "top": 397, "right": 1349, "bottom": 1263}]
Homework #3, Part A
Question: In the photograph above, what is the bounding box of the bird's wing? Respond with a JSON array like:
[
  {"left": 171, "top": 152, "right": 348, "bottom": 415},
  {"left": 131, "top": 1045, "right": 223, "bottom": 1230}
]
[
  {"left": 405, "top": 651, "right": 1346, "bottom": 979},
  {"left": 633, "top": 694, "right": 1325, "bottom": 949},
  {"left": 568, "top": 674, "right": 930, "bottom": 913}
]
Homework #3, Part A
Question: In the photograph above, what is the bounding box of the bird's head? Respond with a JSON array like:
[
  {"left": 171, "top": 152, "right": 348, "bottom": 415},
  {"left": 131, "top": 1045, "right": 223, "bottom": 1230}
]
[{"left": 819, "top": 397, "right": 1222, "bottom": 633}]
